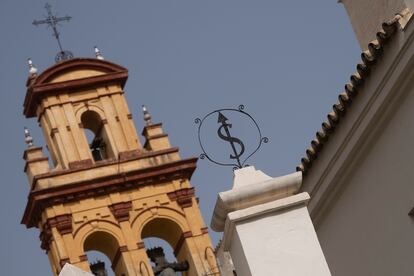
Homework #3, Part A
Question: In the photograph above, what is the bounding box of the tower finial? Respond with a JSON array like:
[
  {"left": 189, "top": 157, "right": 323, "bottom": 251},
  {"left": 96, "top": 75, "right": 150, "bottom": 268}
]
[
  {"left": 142, "top": 105, "right": 152, "bottom": 126},
  {"left": 24, "top": 127, "right": 34, "bottom": 147},
  {"left": 27, "top": 58, "right": 38, "bottom": 76},
  {"left": 32, "top": 3, "right": 73, "bottom": 63},
  {"left": 94, "top": 46, "right": 104, "bottom": 60}
]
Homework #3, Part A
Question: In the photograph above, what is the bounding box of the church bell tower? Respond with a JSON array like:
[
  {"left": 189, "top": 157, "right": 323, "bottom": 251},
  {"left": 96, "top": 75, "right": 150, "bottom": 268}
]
[{"left": 21, "top": 55, "right": 219, "bottom": 276}]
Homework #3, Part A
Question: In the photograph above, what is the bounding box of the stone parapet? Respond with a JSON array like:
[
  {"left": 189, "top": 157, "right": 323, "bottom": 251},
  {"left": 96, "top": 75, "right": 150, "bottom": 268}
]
[
  {"left": 211, "top": 167, "right": 301, "bottom": 232},
  {"left": 23, "top": 146, "right": 49, "bottom": 187}
]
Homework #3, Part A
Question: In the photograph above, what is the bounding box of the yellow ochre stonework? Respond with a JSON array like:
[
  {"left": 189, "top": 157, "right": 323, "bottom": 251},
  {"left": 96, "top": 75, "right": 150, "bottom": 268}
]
[{"left": 21, "top": 58, "right": 220, "bottom": 276}]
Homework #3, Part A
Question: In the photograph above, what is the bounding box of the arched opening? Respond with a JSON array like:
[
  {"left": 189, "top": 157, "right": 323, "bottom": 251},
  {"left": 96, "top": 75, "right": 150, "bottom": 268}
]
[
  {"left": 83, "top": 231, "right": 124, "bottom": 276},
  {"left": 81, "top": 110, "right": 114, "bottom": 161},
  {"left": 86, "top": 251, "right": 115, "bottom": 276},
  {"left": 144, "top": 238, "right": 182, "bottom": 275},
  {"left": 141, "top": 218, "right": 190, "bottom": 275}
]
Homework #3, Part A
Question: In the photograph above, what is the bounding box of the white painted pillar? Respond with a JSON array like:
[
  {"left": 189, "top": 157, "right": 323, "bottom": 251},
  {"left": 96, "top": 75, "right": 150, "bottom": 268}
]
[
  {"left": 59, "top": 264, "right": 94, "bottom": 276},
  {"left": 211, "top": 167, "right": 331, "bottom": 276}
]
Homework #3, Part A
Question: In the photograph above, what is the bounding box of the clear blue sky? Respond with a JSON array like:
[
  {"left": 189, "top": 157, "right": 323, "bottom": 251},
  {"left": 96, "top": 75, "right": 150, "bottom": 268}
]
[{"left": 0, "top": 0, "right": 360, "bottom": 274}]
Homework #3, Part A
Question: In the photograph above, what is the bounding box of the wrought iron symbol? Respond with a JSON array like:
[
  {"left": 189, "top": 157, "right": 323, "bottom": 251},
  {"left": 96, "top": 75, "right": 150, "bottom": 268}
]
[
  {"left": 195, "top": 105, "right": 269, "bottom": 169},
  {"left": 217, "top": 112, "right": 245, "bottom": 167},
  {"left": 32, "top": 3, "right": 74, "bottom": 62}
]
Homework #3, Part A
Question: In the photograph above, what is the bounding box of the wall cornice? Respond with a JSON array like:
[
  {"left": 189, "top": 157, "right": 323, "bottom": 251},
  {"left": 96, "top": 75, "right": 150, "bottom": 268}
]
[
  {"left": 31, "top": 147, "right": 179, "bottom": 190},
  {"left": 22, "top": 157, "right": 198, "bottom": 228}
]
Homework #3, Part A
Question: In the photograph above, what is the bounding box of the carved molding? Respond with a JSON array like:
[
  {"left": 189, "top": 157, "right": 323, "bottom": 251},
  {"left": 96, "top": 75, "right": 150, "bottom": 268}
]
[
  {"left": 118, "top": 149, "right": 141, "bottom": 161},
  {"left": 137, "top": 241, "right": 145, "bottom": 249},
  {"left": 167, "top": 187, "right": 195, "bottom": 208},
  {"left": 109, "top": 202, "right": 132, "bottom": 222},
  {"left": 39, "top": 225, "right": 52, "bottom": 251},
  {"left": 22, "top": 156, "right": 197, "bottom": 228},
  {"left": 33, "top": 147, "right": 179, "bottom": 181},
  {"left": 24, "top": 58, "right": 129, "bottom": 118},
  {"left": 40, "top": 214, "right": 73, "bottom": 252},
  {"left": 49, "top": 214, "right": 73, "bottom": 235}
]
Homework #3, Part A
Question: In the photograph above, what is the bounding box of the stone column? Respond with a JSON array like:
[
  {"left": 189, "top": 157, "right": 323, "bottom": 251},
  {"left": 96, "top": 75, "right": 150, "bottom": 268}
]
[{"left": 211, "top": 166, "right": 331, "bottom": 276}]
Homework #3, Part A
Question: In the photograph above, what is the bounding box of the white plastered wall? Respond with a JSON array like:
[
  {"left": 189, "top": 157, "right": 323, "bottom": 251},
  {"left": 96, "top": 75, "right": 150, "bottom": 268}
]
[{"left": 315, "top": 64, "right": 414, "bottom": 276}]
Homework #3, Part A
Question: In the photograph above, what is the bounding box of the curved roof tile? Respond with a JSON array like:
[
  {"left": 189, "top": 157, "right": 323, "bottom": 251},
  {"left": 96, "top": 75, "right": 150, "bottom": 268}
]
[{"left": 296, "top": 12, "right": 406, "bottom": 174}]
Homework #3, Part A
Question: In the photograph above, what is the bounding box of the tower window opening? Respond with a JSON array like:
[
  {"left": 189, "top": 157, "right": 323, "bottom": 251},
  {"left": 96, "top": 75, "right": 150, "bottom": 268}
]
[
  {"left": 90, "top": 134, "right": 106, "bottom": 161},
  {"left": 81, "top": 110, "right": 114, "bottom": 162},
  {"left": 83, "top": 232, "right": 119, "bottom": 276},
  {"left": 142, "top": 218, "right": 191, "bottom": 276},
  {"left": 88, "top": 254, "right": 111, "bottom": 276},
  {"left": 144, "top": 237, "right": 188, "bottom": 276}
]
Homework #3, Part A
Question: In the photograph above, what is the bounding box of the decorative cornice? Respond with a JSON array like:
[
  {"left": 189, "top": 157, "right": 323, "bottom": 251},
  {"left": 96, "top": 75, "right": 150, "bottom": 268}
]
[
  {"left": 296, "top": 12, "right": 404, "bottom": 175},
  {"left": 31, "top": 58, "right": 127, "bottom": 85},
  {"left": 109, "top": 201, "right": 132, "bottom": 222},
  {"left": 22, "top": 157, "right": 198, "bottom": 228},
  {"left": 24, "top": 58, "right": 129, "bottom": 118},
  {"left": 49, "top": 214, "right": 73, "bottom": 235},
  {"left": 39, "top": 214, "right": 73, "bottom": 251},
  {"left": 167, "top": 187, "right": 195, "bottom": 208}
]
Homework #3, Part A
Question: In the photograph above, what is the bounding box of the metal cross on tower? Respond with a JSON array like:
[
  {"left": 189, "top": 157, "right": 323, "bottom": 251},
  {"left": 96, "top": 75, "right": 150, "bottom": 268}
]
[{"left": 33, "top": 3, "right": 74, "bottom": 62}]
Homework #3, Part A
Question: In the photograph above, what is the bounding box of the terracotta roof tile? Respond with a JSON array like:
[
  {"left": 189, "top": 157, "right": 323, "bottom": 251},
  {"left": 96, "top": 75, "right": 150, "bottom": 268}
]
[{"left": 296, "top": 12, "right": 407, "bottom": 175}]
